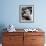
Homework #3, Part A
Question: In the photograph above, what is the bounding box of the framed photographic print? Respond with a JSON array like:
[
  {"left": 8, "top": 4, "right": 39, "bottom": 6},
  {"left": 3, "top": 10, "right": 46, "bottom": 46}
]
[{"left": 19, "top": 5, "right": 34, "bottom": 23}]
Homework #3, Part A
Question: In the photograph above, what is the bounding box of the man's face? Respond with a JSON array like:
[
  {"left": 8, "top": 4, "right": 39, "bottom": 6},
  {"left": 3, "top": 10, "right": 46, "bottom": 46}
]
[{"left": 25, "top": 9, "right": 30, "bottom": 14}]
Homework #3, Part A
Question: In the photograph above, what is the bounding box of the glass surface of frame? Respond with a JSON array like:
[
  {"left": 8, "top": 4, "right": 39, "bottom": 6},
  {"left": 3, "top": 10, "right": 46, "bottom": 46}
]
[{"left": 19, "top": 5, "right": 34, "bottom": 23}]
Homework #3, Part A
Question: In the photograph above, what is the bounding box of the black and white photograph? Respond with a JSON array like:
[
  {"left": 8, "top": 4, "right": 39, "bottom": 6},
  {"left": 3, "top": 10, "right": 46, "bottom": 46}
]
[{"left": 19, "top": 5, "right": 34, "bottom": 23}]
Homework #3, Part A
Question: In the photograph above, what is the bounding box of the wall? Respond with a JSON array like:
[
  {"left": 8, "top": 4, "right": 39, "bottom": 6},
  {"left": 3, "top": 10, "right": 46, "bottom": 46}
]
[{"left": 0, "top": 0, "right": 46, "bottom": 29}]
